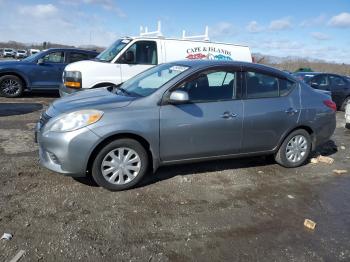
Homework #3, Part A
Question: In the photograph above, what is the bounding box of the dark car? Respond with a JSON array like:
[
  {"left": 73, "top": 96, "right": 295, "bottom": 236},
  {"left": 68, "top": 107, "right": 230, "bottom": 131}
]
[
  {"left": 0, "top": 48, "right": 99, "bottom": 97},
  {"left": 36, "top": 60, "right": 336, "bottom": 191},
  {"left": 294, "top": 72, "right": 350, "bottom": 111}
]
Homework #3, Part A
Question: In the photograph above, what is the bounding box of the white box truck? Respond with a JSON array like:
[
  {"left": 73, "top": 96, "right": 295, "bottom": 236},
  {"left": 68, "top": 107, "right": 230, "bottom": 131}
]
[{"left": 60, "top": 25, "right": 252, "bottom": 96}]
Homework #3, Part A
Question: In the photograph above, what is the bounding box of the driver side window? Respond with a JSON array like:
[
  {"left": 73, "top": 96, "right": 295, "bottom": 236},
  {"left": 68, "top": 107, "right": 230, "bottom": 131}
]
[
  {"left": 311, "top": 75, "right": 329, "bottom": 90},
  {"left": 42, "top": 52, "right": 64, "bottom": 63},
  {"left": 176, "top": 70, "right": 238, "bottom": 102},
  {"left": 120, "top": 41, "right": 157, "bottom": 65}
]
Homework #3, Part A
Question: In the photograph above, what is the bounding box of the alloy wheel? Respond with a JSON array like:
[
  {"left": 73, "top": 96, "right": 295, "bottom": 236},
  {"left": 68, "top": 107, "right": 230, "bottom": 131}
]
[{"left": 0, "top": 78, "right": 21, "bottom": 96}]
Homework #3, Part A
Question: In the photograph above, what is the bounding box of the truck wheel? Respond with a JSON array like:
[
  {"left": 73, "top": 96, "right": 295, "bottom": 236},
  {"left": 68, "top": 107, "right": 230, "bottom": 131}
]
[
  {"left": 0, "top": 75, "right": 24, "bottom": 98},
  {"left": 91, "top": 139, "right": 149, "bottom": 191},
  {"left": 275, "top": 129, "right": 311, "bottom": 168}
]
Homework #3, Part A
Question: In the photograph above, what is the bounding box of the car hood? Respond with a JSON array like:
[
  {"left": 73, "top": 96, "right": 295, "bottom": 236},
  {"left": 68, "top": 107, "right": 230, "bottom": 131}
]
[
  {"left": 0, "top": 60, "right": 27, "bottom": 67},
  {"left": 51, "top": 88, "right": 135, "bottom": 114}
]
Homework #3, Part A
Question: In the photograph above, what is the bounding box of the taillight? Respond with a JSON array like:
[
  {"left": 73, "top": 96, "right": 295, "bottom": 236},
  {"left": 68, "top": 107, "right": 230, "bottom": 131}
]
[{"left": 323, "top": 100, "right": 337, "bottom": 111}]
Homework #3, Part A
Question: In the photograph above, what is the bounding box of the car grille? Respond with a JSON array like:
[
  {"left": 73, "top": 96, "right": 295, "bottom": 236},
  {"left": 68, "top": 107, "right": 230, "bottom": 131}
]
[{"left": 39, "top": 112, "right": 51, "bottom": 129}]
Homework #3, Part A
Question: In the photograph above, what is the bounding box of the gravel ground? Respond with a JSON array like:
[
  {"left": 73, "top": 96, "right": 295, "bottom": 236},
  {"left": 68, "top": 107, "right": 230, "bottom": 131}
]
[{"left": 0, "top": 93, "right": 349, "bottom": 261}]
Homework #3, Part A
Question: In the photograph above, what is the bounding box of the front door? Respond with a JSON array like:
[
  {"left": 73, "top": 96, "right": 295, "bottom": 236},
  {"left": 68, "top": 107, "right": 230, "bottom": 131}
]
[
  {"left": 241, "top": 70, "right": 300, "bottom": 152},
  {"left": 29, "top": 51, "right": 66, "bottom": 89},
  {"left": 329, "top": 75, "right": 348, "bottom": 106},
  {"left": 160, "top": 68, "right": 243, "bottom": 162},
  {"left": 119, "top": 41, "right": 158, "bottom": 82}
]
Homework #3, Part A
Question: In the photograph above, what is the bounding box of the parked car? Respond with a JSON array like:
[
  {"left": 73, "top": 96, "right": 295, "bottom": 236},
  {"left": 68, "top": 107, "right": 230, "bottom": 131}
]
[
  {"left": 346, "top": 100, "right": 350, "bottom": 129},
  {"left": 3, "top": 48, "right": 16, "bottom": 58},
  {"left": 294, "top": 72, "right": 350, "bottom": 111},
  {"left": 15, "top": 49, "right": 27, "bottom": 59},
  {"left": 59, "top": 36, "right": 253, "bottom": 96},
  {"left": 0, "top": 49, "right": 3, "bottom": 57},
  {"left": 0, "top": 48, "right": 99, "bottom": 97},
  {"left": 28, "top": 49, "right": 40, "bottom": 56},
  {"left": 35, "top": 60, "right": 336, "bottom": 191}
]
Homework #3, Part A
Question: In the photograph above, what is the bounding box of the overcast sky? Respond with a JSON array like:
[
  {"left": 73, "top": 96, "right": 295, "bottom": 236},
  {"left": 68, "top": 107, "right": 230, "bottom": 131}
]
[{"left": 0, "top": 0, "right": 349, "bottom": 63}]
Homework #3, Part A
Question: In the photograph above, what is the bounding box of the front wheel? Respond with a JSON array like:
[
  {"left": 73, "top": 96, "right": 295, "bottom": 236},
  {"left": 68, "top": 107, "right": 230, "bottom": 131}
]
[
  {"left": 275, "top": 129, "right": 311, "bottom": 168},
  {"left": 0, "top": 75, "right": 24, "bottom": 98},
  {"left": 91, "top": 139, "right": 149, "bottom": 191}
]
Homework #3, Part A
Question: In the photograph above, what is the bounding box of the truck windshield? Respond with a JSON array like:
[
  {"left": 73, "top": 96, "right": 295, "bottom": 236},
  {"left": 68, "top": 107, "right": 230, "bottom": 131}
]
[
  {"left": 118, "top": 63, "right": 190, "bottom": 97},
  {"left": 96, "top": 39, "right": 130, "bottom": 62}
]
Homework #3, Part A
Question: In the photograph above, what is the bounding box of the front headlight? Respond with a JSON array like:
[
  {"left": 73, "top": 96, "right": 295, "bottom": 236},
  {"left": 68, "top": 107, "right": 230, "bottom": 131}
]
[
  {"left": 46, "top": 110, "right": 103, "bottom": 132},
  {"left": 64, "top": 71, "right": 82, "bottom": 89}
]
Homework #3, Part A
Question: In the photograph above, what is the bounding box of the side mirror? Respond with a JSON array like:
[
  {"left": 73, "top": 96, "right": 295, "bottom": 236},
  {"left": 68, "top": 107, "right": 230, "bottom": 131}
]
[
  {"left": 168, "top": 90, "right": 189, "bottom": 104},
  {"left": 124, "top": 51, "right": 134, "bottom": 62},
  {"left": 37, "top": 58, "right": 44, "bottom": 65}
]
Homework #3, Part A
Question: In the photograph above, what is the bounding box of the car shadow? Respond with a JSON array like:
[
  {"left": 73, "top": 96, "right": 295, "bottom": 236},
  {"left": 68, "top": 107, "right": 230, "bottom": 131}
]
[
  {"left": 0, "top": 103, "right": 43, "bottom": 117},
  {"left": 138, "top": 155, "right": 275, "bottom": 188},
  {"left": 72, "top": 140, "right": 338, "bottom": 190},
  {"left": 24, "top": 90, "right": 60, "bottom": 98}
]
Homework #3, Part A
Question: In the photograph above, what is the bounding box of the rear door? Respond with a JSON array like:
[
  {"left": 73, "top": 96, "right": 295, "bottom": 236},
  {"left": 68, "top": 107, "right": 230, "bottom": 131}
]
[
  {"left": 29, "top": 51, "right": 66, "bottom": 89},
  {"left": 160, "top": 67, "right": 243, "bottom": 161},
  {"left": 241, "top": 69, "right": 299, "bottom": 153},
  {"left": 118, "top": 40, "right": 158, "bottom": 82}
]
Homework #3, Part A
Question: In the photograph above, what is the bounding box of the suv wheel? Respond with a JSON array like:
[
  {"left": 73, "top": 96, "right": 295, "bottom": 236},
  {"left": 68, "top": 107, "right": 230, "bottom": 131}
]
[
  {"left": 275, "top": 129, "right": 311, "bottom": 168},
  {"left": 91, "top": 139, "right": 149, "bottom": 191},
  {"left": 0, "top": 75, "right": 24, "bottom": 98}
]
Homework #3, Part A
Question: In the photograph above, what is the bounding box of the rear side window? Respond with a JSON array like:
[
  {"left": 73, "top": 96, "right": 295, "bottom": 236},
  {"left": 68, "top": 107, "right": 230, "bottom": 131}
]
[
  {"left": 246, "top": 71, "right": 296, "bottom": 98},
  {"left": 279, "top": 79, "right": 296, "bottom": 96},
  {"left": 246, "top": 72, "right": 278, "bottom": 98},
  {"left": 69, "top": 52, "right": 90, "bottom": 63}
]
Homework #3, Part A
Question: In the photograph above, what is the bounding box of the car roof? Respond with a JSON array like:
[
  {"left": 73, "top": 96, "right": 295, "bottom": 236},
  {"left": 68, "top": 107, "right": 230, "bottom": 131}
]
[
  {"left": 45, "top": 48, "right": 98, "bottom": 54},
  {"left": 173, "top": 60, "right": 293, "bottom": 79}
]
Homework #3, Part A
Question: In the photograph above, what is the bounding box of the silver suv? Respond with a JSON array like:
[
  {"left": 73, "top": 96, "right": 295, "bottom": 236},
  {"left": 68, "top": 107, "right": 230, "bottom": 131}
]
[{"left": 36, "top": 60, "right": 336, "bottom": 191}]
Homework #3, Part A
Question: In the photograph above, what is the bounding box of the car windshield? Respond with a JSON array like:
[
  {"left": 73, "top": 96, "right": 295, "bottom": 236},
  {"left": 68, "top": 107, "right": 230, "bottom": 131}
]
[
  {"left": 22, "top": 51, "right": 44, "bottom": 62},
  {"left": 118, "top": 63, "right": 190, "bottom": 97},
  {"left": 5, "top": 49, "right": 12, "bottom": 52},
  {"left": 96, "top": 39, "right": 130, "bottom": 62}
]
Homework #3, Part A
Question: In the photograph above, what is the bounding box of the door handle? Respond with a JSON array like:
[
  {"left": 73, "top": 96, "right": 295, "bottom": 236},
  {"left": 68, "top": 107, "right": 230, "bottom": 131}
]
[
  {"left": 221, "top": 112, "right": 237, "bottom": 119},
  {"left": 285, "top": 108, "right": 298, "bottom": 115}
]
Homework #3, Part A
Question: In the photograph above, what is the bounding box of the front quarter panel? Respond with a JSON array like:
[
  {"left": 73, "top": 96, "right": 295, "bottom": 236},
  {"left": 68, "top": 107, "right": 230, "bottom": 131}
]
[{"left": 87, "top": 101, "right": 160, "bottom": 167}]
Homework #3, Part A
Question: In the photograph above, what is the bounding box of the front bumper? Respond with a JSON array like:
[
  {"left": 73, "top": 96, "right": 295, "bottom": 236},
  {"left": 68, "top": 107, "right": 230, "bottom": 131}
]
[
  {"left": 59, "top": 84, "right": 82, "bottom": 97},
  {"left": 35, "top": 122, "right": 101, "bottom": 177}
]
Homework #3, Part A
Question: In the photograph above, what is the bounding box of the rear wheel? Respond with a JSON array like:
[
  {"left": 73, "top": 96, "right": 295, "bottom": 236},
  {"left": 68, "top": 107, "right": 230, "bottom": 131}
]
[
  {"left": 91, "top": 139, "right": 149, "bottom": 191},
  {"left": 275, "top": 129, "right": 311, "bottom": 168},
  {"left": 0, "top": 75, "right": 24, "bottom": 98}
]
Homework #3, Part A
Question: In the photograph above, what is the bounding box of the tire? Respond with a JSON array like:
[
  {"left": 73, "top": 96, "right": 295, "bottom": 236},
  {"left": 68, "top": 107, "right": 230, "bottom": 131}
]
[
  {"left": 346, "top": 123, "right": 350, "bottom": 130},
  {"left": 340, "top": 97, "right": 350, "bottom": 112},
  {"left": 275, "top": 129, "right": 312, "bottom": 168},
  {"left": 0, "top": 75, "right": 24, "bottom": 98},
  {"left": 91, "top": 139, "right": 149, "bottom": 191}
]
